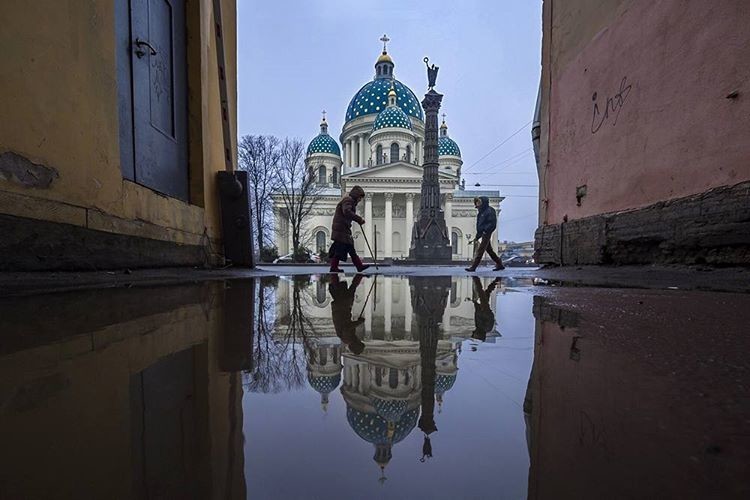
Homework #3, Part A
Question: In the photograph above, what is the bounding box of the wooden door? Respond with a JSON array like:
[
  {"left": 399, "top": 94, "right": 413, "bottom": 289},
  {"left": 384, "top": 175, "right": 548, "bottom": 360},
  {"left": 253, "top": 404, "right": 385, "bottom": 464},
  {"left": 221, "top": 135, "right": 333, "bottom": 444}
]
[{"left": 128, "top": 0, "right": 189, "bottom": 200}]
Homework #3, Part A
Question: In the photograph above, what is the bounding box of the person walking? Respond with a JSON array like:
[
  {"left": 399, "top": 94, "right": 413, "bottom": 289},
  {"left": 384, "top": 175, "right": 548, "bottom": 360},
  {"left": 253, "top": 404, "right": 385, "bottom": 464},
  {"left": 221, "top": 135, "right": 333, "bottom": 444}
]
[
  {"left": 327, "top": 273, "right": 366, "bottom": 355},
  {"left": 465, "top": 196, "right": 505, "bottom": 272},
  {"left": 328, "top": 185, "right": 371, "bottom": 273},
  {"left": 467, "top": 276, "right": 502, "bottom": 341}
]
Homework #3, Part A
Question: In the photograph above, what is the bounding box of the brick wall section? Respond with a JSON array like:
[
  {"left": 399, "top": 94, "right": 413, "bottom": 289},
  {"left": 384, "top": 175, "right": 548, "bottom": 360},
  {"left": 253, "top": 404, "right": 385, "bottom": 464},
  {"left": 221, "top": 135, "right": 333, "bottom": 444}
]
[{"left": 535, "top": 182, "right": 750, "bottom": 266}]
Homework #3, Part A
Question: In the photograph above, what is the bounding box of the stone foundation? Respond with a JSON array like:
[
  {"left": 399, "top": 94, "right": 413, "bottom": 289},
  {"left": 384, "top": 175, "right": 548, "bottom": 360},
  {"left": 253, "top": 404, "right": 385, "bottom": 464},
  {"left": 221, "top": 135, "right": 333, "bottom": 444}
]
[
  {"left": 535, "top": 182, "right": 750, "bottom": 266},
  {"left": 0, "top": 214, "right": 207, "bottom": 271}
]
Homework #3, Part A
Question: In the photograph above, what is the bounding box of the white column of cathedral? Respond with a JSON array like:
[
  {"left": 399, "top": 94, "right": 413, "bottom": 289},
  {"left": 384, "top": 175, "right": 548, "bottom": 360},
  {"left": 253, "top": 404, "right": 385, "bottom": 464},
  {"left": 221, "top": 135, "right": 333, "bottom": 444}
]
[
  {"left": 274, "top": 207, "right": 285, "bottom": 254},
  {"left": 404, "top": 193, "right": 414, "bottom": 255},
  {"left": 445, "top": 193, "right": 453, "bottom": 257},
  {"left": 348, "top": 140, "right": 354, "bottom": 168},
  {"left": 364, "top": 193, "right": 373, "bottom": 255},
  {"left": 384, "top": 192, "right": 393, "bottom": 258},
  {"left": 403, "top": 278, "right": 412, "bottom": 338},
  {"left": 416, "top": 139, "right": 422, "bottom": 164},
  {"left": 384, "top": 277, "right": 392, "bottom": 340},
  {"left": 359, "top": 135, "right": 366, "bottom": 167}
]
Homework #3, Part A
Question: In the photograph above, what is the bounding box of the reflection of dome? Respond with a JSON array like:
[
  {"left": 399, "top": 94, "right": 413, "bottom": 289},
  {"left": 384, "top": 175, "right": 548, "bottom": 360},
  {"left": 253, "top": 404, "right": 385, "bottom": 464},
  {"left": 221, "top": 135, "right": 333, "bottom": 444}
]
[
  {"left": 346, "top": 79, "right": 424, "bottom": 123},
  {"left": 308, "top": 373, "right": 342, "bottom": 395},
  {"left": 346, "top": 406, "right": 419, "bottom": 445},
  {"left": 373, "top": 106, "right": 412, "bottom": 131},
  {"left": 438, "top": 136, "right": 461, "bottom": 157},
  {"left": 307, "top": 131, "right": 341, "bottom": 156},
  {"left": 435, "top": 373, "right": 457, "bottom": 395},
  {"left": 371, "top": 397, "right": 409, "bottom": 422}
]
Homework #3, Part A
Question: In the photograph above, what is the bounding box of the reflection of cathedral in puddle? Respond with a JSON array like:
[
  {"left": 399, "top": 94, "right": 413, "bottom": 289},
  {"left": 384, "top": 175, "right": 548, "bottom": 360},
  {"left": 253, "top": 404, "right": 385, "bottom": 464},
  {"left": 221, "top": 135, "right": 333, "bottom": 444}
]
[
  {"left": 275, "top": 275, "right": 504, "bottom": 342},
  {"left": 303, "top": 276, "right": 460, "bottom": 479}
]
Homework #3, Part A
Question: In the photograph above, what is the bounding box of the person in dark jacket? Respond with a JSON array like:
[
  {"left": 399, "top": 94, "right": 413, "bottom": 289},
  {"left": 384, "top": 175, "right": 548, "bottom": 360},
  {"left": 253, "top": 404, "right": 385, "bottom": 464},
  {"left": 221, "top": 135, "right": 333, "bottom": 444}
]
[
  {"left": 465, "top": 196, "right": 505, "bottom": 272},
  {"left": 328, "top": 274, "right": 366, "bottom": 355},
  {"left": 329, "top": 185, "right": 370, "bottom": 273},
  {"left": 468, "top": 276, "right": 502, "bottom": 341}
]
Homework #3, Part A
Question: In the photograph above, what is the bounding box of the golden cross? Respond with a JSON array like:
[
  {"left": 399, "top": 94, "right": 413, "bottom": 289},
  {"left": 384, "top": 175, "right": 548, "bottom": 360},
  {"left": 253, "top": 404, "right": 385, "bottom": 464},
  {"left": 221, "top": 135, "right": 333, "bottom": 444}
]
[{"left": 379, "top": 34, "right": 390, "bottom": 52}]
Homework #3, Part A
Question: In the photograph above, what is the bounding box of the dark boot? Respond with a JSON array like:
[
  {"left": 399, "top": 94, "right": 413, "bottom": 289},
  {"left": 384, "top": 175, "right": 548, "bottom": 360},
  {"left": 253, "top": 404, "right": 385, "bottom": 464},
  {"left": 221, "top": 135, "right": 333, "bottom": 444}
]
[
  {"left": 351, "top": 255, "right": 370, "bottom": 272},
  {"left": 329, "top": 257, "right": 343, "bottom": 273},
  {"left": 493, "top": 262, "right": 505, "bottom": 271}
]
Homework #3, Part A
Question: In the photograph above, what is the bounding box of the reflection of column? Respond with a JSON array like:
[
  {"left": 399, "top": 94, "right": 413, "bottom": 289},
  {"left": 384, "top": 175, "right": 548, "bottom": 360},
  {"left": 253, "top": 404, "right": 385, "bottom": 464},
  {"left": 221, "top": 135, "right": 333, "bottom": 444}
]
[
  {"left": 404, "top": 278, "right": 412, "bottom": 338},
  {"left": 384, "top": 193, "right": 393, "bottom": 258},
  {"left": 365, "top": 288, "right": 373, "bottom": 338},
  {"left": 442, "top": 279, "right": 451, "bottom": 331},
  {"left": 358, "top": 135, "right": 365, "bottom": 167},
  {"left": 405, "top": 193, "right": 414, "bottom": 255},
  {"left": 384, "top": 277, "right": 392, "bottom": 340},
  {"left": 364, "top": 193, "right": 374, "bottom": 255}
]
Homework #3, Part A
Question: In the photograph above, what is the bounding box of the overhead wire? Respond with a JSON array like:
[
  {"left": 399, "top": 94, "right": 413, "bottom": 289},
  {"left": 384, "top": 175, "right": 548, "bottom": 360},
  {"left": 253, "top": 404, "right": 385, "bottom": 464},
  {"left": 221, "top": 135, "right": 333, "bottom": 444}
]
[{"left": 462, "top": 120, "right": 532, "bottom": 174}]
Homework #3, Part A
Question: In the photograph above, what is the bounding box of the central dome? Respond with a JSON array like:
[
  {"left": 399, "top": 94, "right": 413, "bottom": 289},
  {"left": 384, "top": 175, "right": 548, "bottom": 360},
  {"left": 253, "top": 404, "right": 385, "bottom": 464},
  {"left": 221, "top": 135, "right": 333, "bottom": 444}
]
[{"left": 345, "top": 79, "right": 424, "bottom": 123}]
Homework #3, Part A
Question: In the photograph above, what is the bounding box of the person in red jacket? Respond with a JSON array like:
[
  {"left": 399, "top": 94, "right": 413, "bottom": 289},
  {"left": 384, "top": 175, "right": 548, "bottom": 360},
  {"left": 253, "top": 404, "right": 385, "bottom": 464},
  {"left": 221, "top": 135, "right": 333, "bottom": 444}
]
[{"left": 328, "top": 185, "right": 370, "bottom": 273}]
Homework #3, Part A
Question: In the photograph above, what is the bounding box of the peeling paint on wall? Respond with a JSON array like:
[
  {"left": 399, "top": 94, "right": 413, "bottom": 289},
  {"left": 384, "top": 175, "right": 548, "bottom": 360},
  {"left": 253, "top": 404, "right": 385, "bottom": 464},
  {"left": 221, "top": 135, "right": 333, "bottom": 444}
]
[{"left": 0, "top": 151, "right": 59, "bottom": 188}]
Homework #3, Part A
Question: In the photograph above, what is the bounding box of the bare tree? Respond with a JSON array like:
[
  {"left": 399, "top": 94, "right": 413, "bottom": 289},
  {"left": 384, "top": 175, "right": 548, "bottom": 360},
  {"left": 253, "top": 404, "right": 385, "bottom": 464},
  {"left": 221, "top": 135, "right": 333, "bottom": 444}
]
[
  {"left": 274, "top": 138, "right": 323, "bottom": 260},
  {"left": 238, "top": 135, "right": 281, "bottom": 252}
]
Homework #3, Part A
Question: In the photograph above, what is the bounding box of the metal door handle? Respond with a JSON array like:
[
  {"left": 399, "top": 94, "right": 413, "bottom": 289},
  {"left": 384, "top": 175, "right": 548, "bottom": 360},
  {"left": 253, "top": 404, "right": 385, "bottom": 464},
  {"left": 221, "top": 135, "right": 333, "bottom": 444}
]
[{"left": 134, "top": 38, "right": 157, "bottom": 58}]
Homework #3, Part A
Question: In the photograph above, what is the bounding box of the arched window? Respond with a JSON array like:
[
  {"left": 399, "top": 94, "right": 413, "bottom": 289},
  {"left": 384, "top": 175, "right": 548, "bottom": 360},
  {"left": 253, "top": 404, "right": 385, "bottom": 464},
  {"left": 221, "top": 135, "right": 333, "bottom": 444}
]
[
  {"left": 376, "top": 144, "right": 383, "bottom": 165},
  {"left": 316, "top": 281, "right": 327, "bottom": 305},
  {"left": 318, "top": 165, "right": 326, "bottom": 184},
  {"left": 406, "top": 144, "right": 411, "bottom": 163},
  {"left": 377, "top": 66, "right": 381, "bottom": 76},
  {"left": 451, "top": 231, "right": 459, "bottom": 254},
  {"left": 331, "top": 166, "right": 338, "bottom": 185},
  {"left": 316, "top": 230, "right": 326, "bottom": 253},
  {"left": 390, "top": 143, "right": 399, "bottom": 163}
]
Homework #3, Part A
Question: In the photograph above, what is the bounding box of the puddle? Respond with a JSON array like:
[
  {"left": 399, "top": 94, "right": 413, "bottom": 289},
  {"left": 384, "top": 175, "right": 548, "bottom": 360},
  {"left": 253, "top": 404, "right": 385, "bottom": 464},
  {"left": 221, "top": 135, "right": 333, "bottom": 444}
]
[{"left": 0, "top": 275, "right": 748, "bottom": 499}]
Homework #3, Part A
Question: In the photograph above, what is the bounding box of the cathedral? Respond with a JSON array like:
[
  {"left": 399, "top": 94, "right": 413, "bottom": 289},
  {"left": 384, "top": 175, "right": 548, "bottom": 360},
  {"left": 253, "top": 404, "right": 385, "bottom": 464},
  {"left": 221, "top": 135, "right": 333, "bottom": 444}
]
[{"left": 273, "top": 39, "right": 502, "bottom": 261}]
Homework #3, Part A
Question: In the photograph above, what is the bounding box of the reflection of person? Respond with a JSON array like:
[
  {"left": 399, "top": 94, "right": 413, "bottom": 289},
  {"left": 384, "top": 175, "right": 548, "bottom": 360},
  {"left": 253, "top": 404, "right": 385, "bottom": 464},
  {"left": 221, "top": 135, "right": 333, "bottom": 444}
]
[
  {"left": 329, "top": 185, "right": 370, "bottom": 273},
  {"left": 468, "top": 277, "right": 501, "bottom": 341},
  {"left": 465, "top": 196, "right": 505, "bottom": 272},
  {"left": 328, "top": 274, "right": 366, "bottom": 354}
]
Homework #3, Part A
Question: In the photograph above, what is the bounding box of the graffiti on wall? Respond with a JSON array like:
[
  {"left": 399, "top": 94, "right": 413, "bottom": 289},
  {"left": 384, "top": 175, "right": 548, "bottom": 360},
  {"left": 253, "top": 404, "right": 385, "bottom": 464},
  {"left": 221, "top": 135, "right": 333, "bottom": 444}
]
[{"left": 591, "top": 76, "right": 632, "bottom": 134}]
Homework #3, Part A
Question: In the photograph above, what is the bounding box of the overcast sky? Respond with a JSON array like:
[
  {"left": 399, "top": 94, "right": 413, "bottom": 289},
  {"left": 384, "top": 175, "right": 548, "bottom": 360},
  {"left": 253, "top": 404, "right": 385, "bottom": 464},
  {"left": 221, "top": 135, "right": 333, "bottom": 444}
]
[{"left": 237, "top": 0, "right": 542, "bottom": 242}]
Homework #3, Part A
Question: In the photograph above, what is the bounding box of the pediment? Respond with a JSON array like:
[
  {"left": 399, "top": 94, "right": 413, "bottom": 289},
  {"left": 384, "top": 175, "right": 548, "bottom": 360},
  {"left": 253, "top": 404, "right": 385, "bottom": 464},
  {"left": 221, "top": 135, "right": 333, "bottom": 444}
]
[{"left": 343, "top": 162, "right": 455, "bottom": 180}]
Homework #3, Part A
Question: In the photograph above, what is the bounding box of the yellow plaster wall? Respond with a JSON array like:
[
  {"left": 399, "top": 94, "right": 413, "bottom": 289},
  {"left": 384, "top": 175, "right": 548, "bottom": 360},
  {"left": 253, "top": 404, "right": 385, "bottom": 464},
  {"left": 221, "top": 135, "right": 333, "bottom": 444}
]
[{"left": 0, "top": 0, "right": 237, "bottom": 252}]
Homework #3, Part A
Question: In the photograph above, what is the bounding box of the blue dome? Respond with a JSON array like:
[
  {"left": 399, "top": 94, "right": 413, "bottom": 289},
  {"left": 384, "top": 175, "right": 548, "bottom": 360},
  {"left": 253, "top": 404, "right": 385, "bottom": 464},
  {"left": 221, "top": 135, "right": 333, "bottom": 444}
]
[
  {"left": 438, "top": 136, "right": 461, "bottom": 157},
  {"left": 308, "top": 373, "right": 341, "bottom": 394},
  {"left": 371, "top": 397, "right": 409, "bottom": 422},
  {"left": 346, "top": 406, "right": 419, "bottom": 445},
  {"left": 346, "top": 79, "right": 424, "bottom": 123},
  {"left": 435, "top": 373, "right": 457, "bottom": 394},
  {"left": 373, "top": 106, "right": 412, "bottom": 131},
  {"left": 307, "top": 134, "right": 341, "bottom": 156}
]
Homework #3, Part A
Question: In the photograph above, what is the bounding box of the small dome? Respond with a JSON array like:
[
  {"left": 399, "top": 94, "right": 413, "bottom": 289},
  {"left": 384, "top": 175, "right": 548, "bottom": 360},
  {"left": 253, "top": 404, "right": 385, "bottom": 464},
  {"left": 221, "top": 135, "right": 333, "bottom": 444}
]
[
  {"left": 435, "top": 373, "right": 457, "bottom": 394},
  {"left": 373, "top": 106, "right": 412, "bottom": 131},
  {"left": 308, "top": 373, "right": 341, "bottom": 394},
  {"left": 377, "top": 51, "right": 393, "bottom": 64},
  {"left": 438, "top": 136, "right": 461, "bottom": 157},
  {"left": 346, "top": 406, "right": 419, "bottom": 445},
  {"left": 307, "top": 133, "right": 341, "bottom": 156}
]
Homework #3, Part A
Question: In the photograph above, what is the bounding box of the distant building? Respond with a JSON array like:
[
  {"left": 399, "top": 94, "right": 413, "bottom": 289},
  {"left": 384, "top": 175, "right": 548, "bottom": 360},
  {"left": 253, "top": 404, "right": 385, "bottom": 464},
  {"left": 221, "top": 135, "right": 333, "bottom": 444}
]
[
  {"left": 272, "top": 40, "right": 503, "bottom": 261},
  {"left": 534, "top": 0, "right": 750, "bottom": 266}
]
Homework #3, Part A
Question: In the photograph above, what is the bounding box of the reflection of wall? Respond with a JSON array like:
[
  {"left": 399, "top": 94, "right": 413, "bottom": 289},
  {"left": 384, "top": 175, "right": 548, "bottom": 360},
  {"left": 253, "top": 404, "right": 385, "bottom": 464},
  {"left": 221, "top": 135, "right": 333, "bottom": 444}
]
[
  {"left": 0, "top": 282, "right": 249, "bottom": 499},
  {"left": 527, "top": 294, "right": 750, "bottom": 499}
]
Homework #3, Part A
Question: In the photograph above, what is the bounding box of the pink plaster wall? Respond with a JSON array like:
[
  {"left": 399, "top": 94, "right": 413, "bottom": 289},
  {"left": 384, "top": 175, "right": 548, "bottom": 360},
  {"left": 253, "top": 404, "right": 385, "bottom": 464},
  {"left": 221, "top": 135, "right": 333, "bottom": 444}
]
[{"left": 545, "top": 0, "right": 750, "bottom": 224}]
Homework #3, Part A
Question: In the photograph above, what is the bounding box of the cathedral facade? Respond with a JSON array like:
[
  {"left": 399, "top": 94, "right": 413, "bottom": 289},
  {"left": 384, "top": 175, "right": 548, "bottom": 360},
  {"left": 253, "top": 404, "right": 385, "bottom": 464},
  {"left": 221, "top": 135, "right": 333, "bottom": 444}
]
[{"left": 273, "top": 41, "right": 503, "bottom": 261}]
